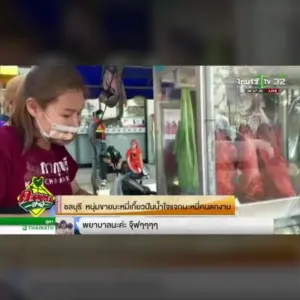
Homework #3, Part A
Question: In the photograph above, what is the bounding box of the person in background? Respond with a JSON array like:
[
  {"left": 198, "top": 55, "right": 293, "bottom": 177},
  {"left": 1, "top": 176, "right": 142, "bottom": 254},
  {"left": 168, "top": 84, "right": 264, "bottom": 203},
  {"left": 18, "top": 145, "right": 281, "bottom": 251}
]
[
  {"left": 0, "top": 62, "right": 91, "bottom": 214},
  {"left": 126, "top": 139, "right": 143, "bottom": 176},
  {"left": 104, "top": 145, "right": 128, "bottom": 195},
  {"left": 56, "top": 220, "right": 68, "bottom": 234},
  {"left": 103, "top": 145, "right": 127, "bottom": 173},
  {"left": 0, "top": 75, "right": 24, "bottom": 124},
  {"left": 66, "top": 222, "right": 74, "bottom": 235},
  {"left": 93, "top": 109, "right": 108, "bottom": 186}
]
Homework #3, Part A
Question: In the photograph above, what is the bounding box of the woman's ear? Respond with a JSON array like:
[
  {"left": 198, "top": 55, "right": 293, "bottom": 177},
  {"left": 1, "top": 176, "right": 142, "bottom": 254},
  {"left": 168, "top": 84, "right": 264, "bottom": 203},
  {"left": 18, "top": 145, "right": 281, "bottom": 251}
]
[{"left": 25, "top": 97, "right": 40, "bottom": 118}]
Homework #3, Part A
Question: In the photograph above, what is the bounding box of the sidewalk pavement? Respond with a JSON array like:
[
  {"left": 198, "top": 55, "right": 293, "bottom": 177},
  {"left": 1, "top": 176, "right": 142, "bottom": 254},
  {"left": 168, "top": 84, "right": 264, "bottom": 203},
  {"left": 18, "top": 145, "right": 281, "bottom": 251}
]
[{"left": 76, "top": 164, "right": 157, "bottom": 195}]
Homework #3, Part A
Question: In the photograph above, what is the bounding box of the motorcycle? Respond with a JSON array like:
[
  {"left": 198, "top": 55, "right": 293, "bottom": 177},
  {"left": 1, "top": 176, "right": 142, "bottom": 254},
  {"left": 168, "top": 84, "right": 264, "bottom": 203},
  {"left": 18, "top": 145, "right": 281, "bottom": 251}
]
[{"left": 110, "top": 165, "right": 157, "bottom": 195}]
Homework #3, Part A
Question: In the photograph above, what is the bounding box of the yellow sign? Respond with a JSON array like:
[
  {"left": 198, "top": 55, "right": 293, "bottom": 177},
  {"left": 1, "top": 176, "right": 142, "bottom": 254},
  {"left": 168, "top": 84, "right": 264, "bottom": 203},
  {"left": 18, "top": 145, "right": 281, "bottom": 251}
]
[
  {"left": 0, "top": 66, "right": 19, "bottom": 76},
  {"left": 58, "top": 196, "right": 236, "bottom": 216},
  {"left": 17, "top": 177, "right": 55, "bottom": 217}
]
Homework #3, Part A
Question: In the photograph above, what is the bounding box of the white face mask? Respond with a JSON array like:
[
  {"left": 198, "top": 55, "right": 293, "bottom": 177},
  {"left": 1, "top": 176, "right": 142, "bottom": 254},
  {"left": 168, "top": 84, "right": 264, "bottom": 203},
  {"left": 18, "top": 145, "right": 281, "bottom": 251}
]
[{"left": 37, "top": 113, "right": 79, "bottom": 145}]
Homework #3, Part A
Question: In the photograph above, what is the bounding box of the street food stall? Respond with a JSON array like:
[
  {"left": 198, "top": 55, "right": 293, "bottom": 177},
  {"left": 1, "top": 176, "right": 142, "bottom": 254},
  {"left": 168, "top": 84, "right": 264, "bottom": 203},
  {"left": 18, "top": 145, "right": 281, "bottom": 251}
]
[
  {"left": 67, "top": 66, "right": 155, "bottom": 166},
  {"left": 153, "top": 66, "right": 300, "bottom": 231}
]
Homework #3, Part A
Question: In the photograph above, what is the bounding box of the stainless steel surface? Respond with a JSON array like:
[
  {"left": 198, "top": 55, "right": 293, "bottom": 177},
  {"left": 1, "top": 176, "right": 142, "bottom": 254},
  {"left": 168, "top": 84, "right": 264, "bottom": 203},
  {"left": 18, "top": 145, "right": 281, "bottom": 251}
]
[
  {"left": 288, "top": 96, "right": 300, "bottom": 162},
  {"left": 153, "top": 68, "right": 166, "bottom": 194},
  {"left": 195, "top": 66, "right": 216, "bottom": 195},
  {"left": 279, "top": 90, "right": 288, "bottom": 158},
  {"left": 204, "top": 66, "right": 216, "bottom": 195},
  {"left": 237, "top": 196, "right": 300, "bottom": 218},
  {"left": 195, "top": 67, "right": 206, "bottom": 194}
]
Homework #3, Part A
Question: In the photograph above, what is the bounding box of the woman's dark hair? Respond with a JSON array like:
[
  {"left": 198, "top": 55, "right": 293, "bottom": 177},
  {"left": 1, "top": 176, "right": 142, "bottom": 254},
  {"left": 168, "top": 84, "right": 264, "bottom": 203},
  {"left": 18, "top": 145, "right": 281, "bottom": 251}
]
[
  {"left": 11, "top": 61, "right": 87, "bottom": 150},
  {"left": 59, "top": 220, "right": 67, "bottom": 228},
  {"left": 67, "top": 223, "right": 73, "bottom": 229}
]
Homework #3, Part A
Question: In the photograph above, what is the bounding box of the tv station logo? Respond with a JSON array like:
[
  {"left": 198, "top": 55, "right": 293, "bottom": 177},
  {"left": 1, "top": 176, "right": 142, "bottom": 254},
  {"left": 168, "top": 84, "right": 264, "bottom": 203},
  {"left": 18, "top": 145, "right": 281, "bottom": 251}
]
[{"left": 237, "top": 74, "right": 286, "bottom": 94}]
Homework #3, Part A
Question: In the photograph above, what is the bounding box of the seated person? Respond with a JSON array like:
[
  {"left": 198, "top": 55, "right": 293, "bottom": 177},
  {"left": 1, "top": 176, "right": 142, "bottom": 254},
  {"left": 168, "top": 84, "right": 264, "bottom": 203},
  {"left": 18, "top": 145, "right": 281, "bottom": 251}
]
[
  {"left": 0, "top": 63, "right": 91, "bottom": 214},
  {"left": 103, "top": 145, "right": 128, "bottom": 174},
  {"left": 126, "top": 139, "right": 144, "bottom": 178},
  {"left": 104, "top": 146, "right": 150, "bottom": 195}
]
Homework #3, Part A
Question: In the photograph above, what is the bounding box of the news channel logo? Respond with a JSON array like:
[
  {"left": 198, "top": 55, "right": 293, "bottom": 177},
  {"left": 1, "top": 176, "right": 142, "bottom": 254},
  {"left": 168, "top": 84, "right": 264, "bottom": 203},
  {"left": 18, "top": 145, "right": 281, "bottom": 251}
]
[{"left": 237, "top": 74, "right": 286, "bottom": 88}]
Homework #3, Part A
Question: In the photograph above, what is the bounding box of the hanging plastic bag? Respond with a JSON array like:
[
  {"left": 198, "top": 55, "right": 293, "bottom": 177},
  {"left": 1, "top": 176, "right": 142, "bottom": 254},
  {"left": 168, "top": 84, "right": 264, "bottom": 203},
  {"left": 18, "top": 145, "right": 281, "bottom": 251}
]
[{"left": 99, "top": 66, "right": 127, "bottom": 109}]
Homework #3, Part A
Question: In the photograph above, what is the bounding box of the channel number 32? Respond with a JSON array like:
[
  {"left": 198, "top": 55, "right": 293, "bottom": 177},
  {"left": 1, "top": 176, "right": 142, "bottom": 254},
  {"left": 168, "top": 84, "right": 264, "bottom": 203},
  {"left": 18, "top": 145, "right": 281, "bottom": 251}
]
[{"left": 273, "top": 78, "right": 286, "bottom": 85}]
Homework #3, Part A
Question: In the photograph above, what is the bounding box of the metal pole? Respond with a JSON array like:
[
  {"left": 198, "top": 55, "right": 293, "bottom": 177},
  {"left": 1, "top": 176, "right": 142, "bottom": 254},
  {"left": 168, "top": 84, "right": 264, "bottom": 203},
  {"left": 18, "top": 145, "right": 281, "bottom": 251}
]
[
  {"left": 195, "top": 66, "right": 216, "bottom": 195},
  {"left": 204, "top": 66, "right": 216, "bottom": 195},
  {"left": 153, "top": 67, "right": 166, "bottom": 194},
  {"left": 195, "top": 66, "right": 206, "bottom": 195},
  {"left": 280, "top": 90, "right": 288, "bottom": 159}
]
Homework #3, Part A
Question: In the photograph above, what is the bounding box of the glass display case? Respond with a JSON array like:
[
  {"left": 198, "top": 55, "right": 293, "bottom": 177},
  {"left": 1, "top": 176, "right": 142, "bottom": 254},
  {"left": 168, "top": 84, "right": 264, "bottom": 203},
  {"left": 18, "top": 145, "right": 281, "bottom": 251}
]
[
  {"left": 207, "top": 66, "right": 300, "bottom": 217},
  {"left": 153, "top": 66, "right": 201, "bottom": 195},
  {"left": 154, "top": 66, "right": 300, "bottom": 220}
]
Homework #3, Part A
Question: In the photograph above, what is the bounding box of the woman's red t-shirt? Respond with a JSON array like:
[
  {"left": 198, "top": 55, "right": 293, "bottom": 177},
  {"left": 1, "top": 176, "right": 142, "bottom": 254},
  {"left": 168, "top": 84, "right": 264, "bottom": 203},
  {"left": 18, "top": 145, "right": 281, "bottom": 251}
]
[
  {"left": 126, "top": 148, "right": 142, "bottom": 172},
  {"left": 0, "top": 126, "right": 78, "bottom": 213}
]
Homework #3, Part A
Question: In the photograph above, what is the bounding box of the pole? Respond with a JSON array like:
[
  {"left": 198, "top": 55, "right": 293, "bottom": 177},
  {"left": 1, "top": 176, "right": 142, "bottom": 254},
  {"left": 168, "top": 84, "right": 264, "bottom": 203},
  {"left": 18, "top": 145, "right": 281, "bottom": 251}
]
[{"left": 195, "top": 66, "right": 216, "bottom": 195}]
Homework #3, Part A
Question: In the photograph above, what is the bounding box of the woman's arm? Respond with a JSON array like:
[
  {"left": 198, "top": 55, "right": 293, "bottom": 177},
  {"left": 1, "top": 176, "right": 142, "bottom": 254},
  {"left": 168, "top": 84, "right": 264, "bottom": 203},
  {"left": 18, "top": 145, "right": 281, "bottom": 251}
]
[
  {"left": 139, "top": 153, "right": 144, "bottom": 169},
  {"left": 126, "top": 150, "right": 135, "bottom": 172},
  {"left": 71, "top": 180, "right": 92, "bottom": 195}
]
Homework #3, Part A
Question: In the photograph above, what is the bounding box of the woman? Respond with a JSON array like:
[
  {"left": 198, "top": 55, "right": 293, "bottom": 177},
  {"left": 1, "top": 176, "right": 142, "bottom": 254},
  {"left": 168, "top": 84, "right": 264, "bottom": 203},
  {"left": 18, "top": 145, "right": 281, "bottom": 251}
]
[
  {"left": 126, "top": 139, "right": 143, "bottom": 176},
  {"left": 0, "top": 62, "right": 90, "bottom": 214}
]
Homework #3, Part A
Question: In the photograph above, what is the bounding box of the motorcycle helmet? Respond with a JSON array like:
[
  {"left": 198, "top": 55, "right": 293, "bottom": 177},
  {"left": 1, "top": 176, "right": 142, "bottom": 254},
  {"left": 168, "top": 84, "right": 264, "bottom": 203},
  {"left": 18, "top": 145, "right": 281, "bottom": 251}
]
[
  {"left": 105, "top": 145, "right": 118, "bottom": 159},
  {"left": 93, "top": 109, "right": 104, "bottom": 121}
]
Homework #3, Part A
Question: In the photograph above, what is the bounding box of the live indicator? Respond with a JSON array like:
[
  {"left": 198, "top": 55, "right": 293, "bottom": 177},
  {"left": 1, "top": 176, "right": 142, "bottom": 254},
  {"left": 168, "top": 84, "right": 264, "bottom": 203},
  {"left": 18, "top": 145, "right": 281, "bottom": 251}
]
[{"left": 264, "top": 88, "right": 280, "bottom": 94}]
